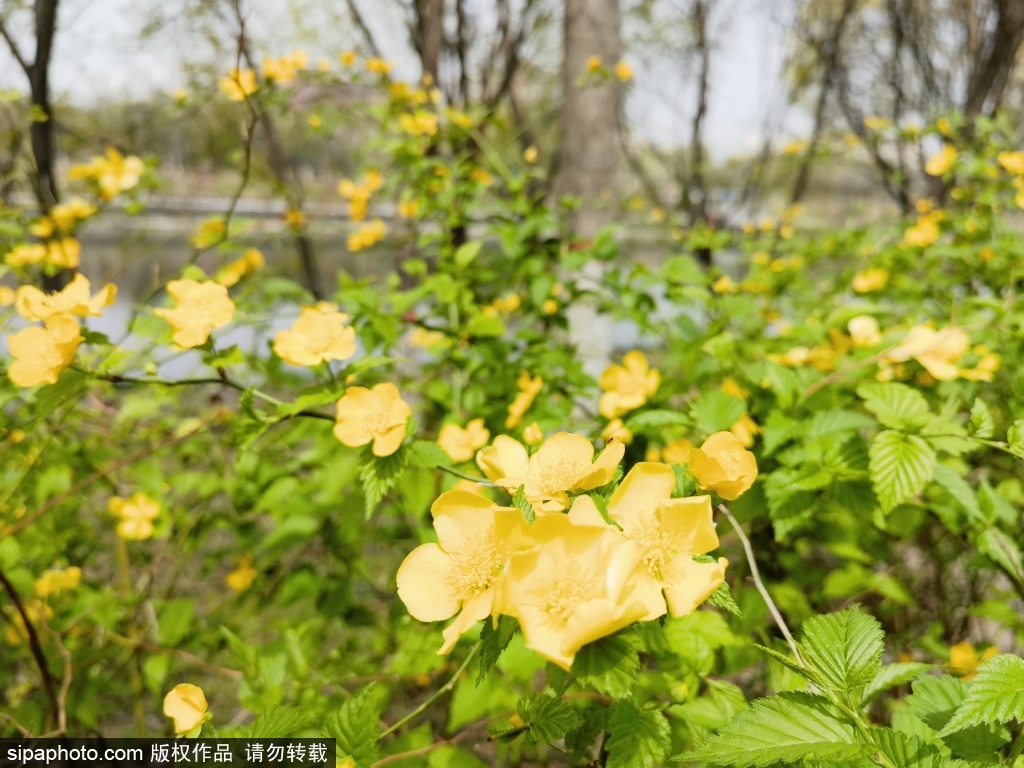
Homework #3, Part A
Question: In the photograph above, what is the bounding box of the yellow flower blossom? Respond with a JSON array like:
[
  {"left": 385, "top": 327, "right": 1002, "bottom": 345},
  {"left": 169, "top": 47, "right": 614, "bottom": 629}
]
[
  {"left": 689, "top": 432, "right": 758, "bottom": 500},
  {"left": 409, "top": 326, "right": 446, "bottom": 349},
  {"left": 505, "top": 370, "right": 543, "bottom": 429},
  {"left": 904, "top": 215, "right": 940, "bottom": 247},
  {"left": 35, "top": 566, "right": 82, "bottom": 598},
  {"left": 397, "top": 198, "right": 420, "bottom": 218},
  {"left": 446, "top": 108, "right": 474, "bottom": 128},
  {"left": 852, "top": 267, "right": 888, "bottom": 293},
  {"left": 476, "top": 435, "right": 530, "bottom": 482},
  {"left": 491, "top": 294, "right": 521, "bottom": 313},
  {"left": 605, "top": 463, "right": 727, "bottom": 619},
  {"left": 663, "top": 438, "right": 695, "bottom": 466},
  {"left": 155, "top": 279, "right": 235, "bottom": 349},
  {"left": 219, "top": 68, "right": 258, "bottom": 101},
  {"left": 438, "top": 419, "right": 491, "bottom": 463},
  {"left": 317, "top": 58, "right": 331, "bottom": 72},
  {"left": 730, "top": 413, "right": 761, "bottom": 448},
  {"left": 599, "top": 350, "right": 660, "bottom": 419},
  {"left": 285, "top": 208, "right": 306, "bottom": 229},
  {"left": 949, "top": 641, "right": 998, "bottom": 680},
  {"left": 848, "top": 315, "right": 882, "bottom": 348},
  {"left": 15, "top": 273, "right": 116, "bottom": 322},
  {"left": 886, "top": 324, "right": 969, "bottom": 381},
  {"left": 959, "top": 352, "right": 1000, "bottom": 382},
  {"left": 273, "top": 304, "right": 357, "bottom": 367},
  {"left": 397, "top": 491, "right": 526, "bottom": 653},
  {"left": 523, "top": 422, "right": 544, "bottom": 446},
  {"left": 47, "top": 197, "right": 97, "bottom": 231},
  {"left": 366, "top": 58, "right": 394, "bottom": 75},
  {"left": 347, "top": 219, "right": 386, "bottom": 251},
  {"left": 7, "top": 313, "right": 83, "bottom": 387},
  {"left": 783, "top": 139, "right": 808, "bottom": 155},
  {"left": 333, "top": 382, "right": 411, "bottom": 457},
  {"left": 586, "top": 55, "right": 602, "bottom": 74},
  {"left": 542, "top": 298, "right": 559, "bottom": 315},
  {"left": 308, "top": 114, "right": 322, "bottom": 128},
  {"left": 215, "top": 248, "right": 265, "bottom": 287},
  {"left": 68, "top": 149, "right": 145, "bottom": 200},
  {"left": 109, "top": 492, "right": 161, "bottom": 541},
  {"left": 226, "top": 555, "right": 257, "bottom": 592},
  {"left": 0, "top": 286, "right": 15, "bottom": 307},
  {"left": 721, "top": 378, "right": 748, "bottom": 400},
  {"left": 399, "top": 111, "right": 439, "bottom": 137},
  {"left": 523, "top": 146, "right": 538, "bottom": 164},
  {"left": 340, "top": 51, "right": 357, "bottom": 67},
  {"left": 496, "top": 432, "right": 624, "bottom": 512},
  {"left": 496, "top": 508, "right": 648, "bottom": 669},
  {"left": 614, "top": 60, "right": 633, "bottom": 82},
  {"left": 712, "top": 275, "right": 735, "bottom": 294},
  {"left": 470, "top": 167, "right": 493, "bottom": 186},
  {"left": 925, "top": 144, "right": 957, "bottom": 176},
  {"left": 864, "top": 116, "right": 890, "bottom": 132},
  {"left": 602, "top": 418, "right": 633, "bottom": 445},
  {"left": 163, "top": 684, "right": 209, "bottom": 735},
  {"left": 997, "top": 151, "right": 1024, "bottom": 175}
]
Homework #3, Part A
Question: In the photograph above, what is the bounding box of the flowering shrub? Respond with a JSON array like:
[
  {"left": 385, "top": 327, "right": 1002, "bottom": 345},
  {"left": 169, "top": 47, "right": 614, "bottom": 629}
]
[{"left": 1, "top": 53, "right": 1023, "bottom": 768}]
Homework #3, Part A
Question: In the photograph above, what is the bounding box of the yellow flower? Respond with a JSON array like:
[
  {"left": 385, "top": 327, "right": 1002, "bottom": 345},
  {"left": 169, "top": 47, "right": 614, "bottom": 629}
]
[
  {"left": 189, "top": 217, "right": 226, "bottom": 249},
  {"left": 615, "top": 60, "right": 633, "bottom": 82},
  {"left": 663, "top": 438, "right": 695, "bottom": 466},
  {"left": 226, "top": 555, "right": 257, "bottom": 592},
  {"left": 602, "top": 418, "right": 633, "bottom": 445},
  {"left": 215, "top": 248, "right": 265, "bottom": 287},
  {"left": 219, "top": 68, "right": 258, "bottom": 101},
  {"left": 689, "top": 432, "right": 758, "bottom": 500},
  {"left": 397, "top": 491, "right": 526, "bottom": 653},
  {"left": 523, "top": 422, "right": 544, "bottom": 446},
  {"left": 848, "top": 315, "right": 882, "bottom": 348},
  {"left": 7, "top": 313, "right": 83, "bottom": 387},
  {"left": 285, "top": 208, "right": 307, "bottom": 229},
  {"left": 68, "top": 149, "right": 145, "bottom": 200},
  {"left": 399, "top": 111, "right": 439, "bottom": 137},
  {"left": 886, "top": 324, "right": 969, "bottom": 381},
  {"left": 523, "top": 146, "right": 538, "bottom": 164},
  {"left": 49, "top": 197, "right": 97, "bottom": 230},
  {"left": 36, "top": 238, "right": 81, "bottom": 269},
  {"left": 904, "top": 216, "right": 940, "bottom": 247},
  {"left": 729, "top": 413, "right": 761, "bottom": 448},
  {"left": 438, "top": 419, "right": 491, "bottom": 463},
  {"left": 720, "top": 378, "right": 748, "bottom": 400},
  {"left": 997, "top": 151, "right": 1024, "bottom": 175},
  {"left": 605, "top": 463, "right": 727, "bottom": 619},
  {"left": 949, "top": 641, "right": 998, "bottom": 680},
  {"left": 959, "top": 352, "right": 1000, "bottom": 382},
  {"left": 0, "top": 286, "right": 15, "bottom": 307},
  {"left": 496, "top": 508, "right": 648, "bottom": 669},
  {"left": 163, "top": 684, "right": 209, "bottom": 735},
  {"left": 263, "top": 55, "right": 298, "bottom": 84},
  {"left": 15, "top": 273, "right": 116, "bottom": 322},
  {"left": 333, "top": 382, "right": 411, "bottom": 457},
  {"left": 505, "top": 370, "right": 543, "bottom": 429},
  {"left": 864, "top": 116, "right": 890, "bottom": 132},
  {"left": 409, "top": 326, "right": 446, "bottom": 348},
  {"left": 470, "top": 168, "right": 493, "bottom": 186},
  {"left": 308, "top": 114, "right": 323, "bottom": 128},
  {"left": 783, "top": 139, "right": 808, "bottom": 155},
  {"left": 155, "top": 279, "right": 235, "bottom": 349},
  {"left": 347, "top": 219, "right": 386, "bottom": 251},
  {"left": 340, "top": 51, "right": 357, "bottom": 67},
  {"left": 852, "top": 267, "right": 888, "bottom": 293},
  {"left": 109, "top": 492, "right": 161, "bottom": 541},
  {"left": 712, "top": 275, "right": 735, "bottom": 294},
  {"left": 366, "top": 58, "right": 394, "bottom": 75},
  {"left": 925, "top": 144, "right": 957, "bottom": 176},
  {"left": 446, "top": 108, "right": 474, "bottom": 128},
  {"left": 35, "top": 566, "right": 82, "bottom": 598},
  {"left": 273, "top": 304, "right": 357, "bottom": 366},
  {"left": 497, "top": 432, "right": 624, "bottom": 512},
  {"left": 397, "top": 198, "right": 420, "bottom": 218},
  {"left": 586, "top": 55, "right": 603, "bottom": 74},
  {"left": 599, "top": 350, "right": 660, "bottom": 419},
  {"left": 476, "top": 435, "right": 530, "bottom": 481}
]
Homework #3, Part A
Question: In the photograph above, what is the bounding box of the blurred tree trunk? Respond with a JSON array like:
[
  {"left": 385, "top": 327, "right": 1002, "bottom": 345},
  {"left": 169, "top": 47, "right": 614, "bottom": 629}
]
[
  {"left": 413, "top": 0, "right": 443, "bottom": 84},
  {"left": 962, "top": 0, "right": 1024, "bottom": 119}
]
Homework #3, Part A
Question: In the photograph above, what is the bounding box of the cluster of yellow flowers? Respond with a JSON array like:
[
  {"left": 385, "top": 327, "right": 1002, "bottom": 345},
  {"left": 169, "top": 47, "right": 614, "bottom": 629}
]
[
  {"left": 214, "top": 248, "right": 265, "bottom": 287},
  {"left": 881, "top": 323, "right": 999, "bottom": 383},
  {"left": 925, "top": 144, "right": 957, "bottom": 176},
  {"left": 68, "top": 148, "right": 145, "bottom": 201},
  {"left": 109, "top": 492, "right": 161, "bottom": 540},
  {"left": 399, "top": 110, "right": 440, "bottom": 137},
  {"left": 155, "top": 279, "right": 235, "bottom": 349},
  {"left": 6, "top": 238, "right": 81, "bottom": 270},
  {"left": 30, "top": 197, "right": 96, "bottom": 239},
  {"left": 6, "top": 274, "right": 116, "bottom": 386},
  {"left": 219, "top": 68, "right": 258, "bottom": 101},
  {"left": 852, "top": 267, "right": 889, "bottom": 293},
  {"left": 263, "top": 49, "right": 308, "bottom": 84},
  {"left": 903, "top": 211, "right": 943, "bottom": 247},
  {"left": 347, "top": 219, "right": 387, "bottom": 252},
  {"left": 35, "top": 566, "right": 82, "bottom": 598},
  {"left": 337, "top": 171, "right": 383, "bottom": 222},
  {"left": 398, "top": 430, "right": 757, "bottom": 669}
]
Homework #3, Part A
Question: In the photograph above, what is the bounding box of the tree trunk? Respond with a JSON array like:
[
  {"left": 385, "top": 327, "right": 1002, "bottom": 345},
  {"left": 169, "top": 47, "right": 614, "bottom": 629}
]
[
  {"left": 963, "top": 0, "right": 1024, "bottom": 120},
  {"left": 29, "top": 0, "right": 60, "bottom": 212},
  {"left": 414, "top": 0, "right": 444, "bottom": 84}
]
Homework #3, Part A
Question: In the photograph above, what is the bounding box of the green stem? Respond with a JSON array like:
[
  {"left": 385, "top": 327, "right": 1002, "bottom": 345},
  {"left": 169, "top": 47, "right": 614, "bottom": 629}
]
[
  {"left": 439, "top": 465, "right": 496, "bottom": 485},
  {"left": 379, "top": 644, "right": 479, "bottom": 739}
]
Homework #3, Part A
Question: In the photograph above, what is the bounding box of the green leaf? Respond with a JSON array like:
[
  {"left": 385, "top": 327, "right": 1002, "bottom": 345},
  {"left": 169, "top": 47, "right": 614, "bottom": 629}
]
[
  {"left": 869, "top": 430, "right": 937, "bottom": 513},
  {"left": 1007, "top": 419, "right": 1024, "bottom": 458},
  {"left": 407, "top": 440, "right": 451, "bottom": 470},
  {"left": 931, "top": 464, "right": 982, "bottom": 524},
  {"left": 517, "top": 693, "right": 583, "bottom": 745},
  {"left": 624, "top": 409, "right": 692, "bottom": 431},
  {"left": 706, "top": 580, "right": 743, "bottom": 617},
  {"left": 466, "top": 313, "right": 505, "bottom": 338},
  {"left": 692, "top": 390, "right": 746, "bottom": 435},
  {"left": 322, "top": 684, "right": 384, "bottom": 768},
  {"left": 754, "top": 644, "right": 828, "bottom": 689},
  {"left": 857, "top": 382, "right": 932, "bottom": 431},
  {"left": 33, "top": 368, "right": 89, "bottom": 420},
  {"left": 205, "top": 345, "right": 246, "bottom": 368},
  {"left": 571, "top": 633, "right": 639, "bottom": 699},
  {"left": 868, "top": 729, "right": 950, "bottom": 768},
  {"left": 246, "top": 706, "right": 312, "bottom": 737},
  {"left": 976, "top": 529, "right": 1024, "bottom": 589},
  {"left": 940, "top": 654, "right": 1024, "bottom": 735},
  {"left": 358, "top": 446, "right": 409, "bottom": 517},
  {"left": 477, "top": 616, "right": 517, "bottom": 685},
  {"left": 907, "top": 675, "right": 964, "bottom": 731},
  {"left": 863, "top": 663, "right": 933, "bottom": 703},
  {"left": 798, "top": 607, "right": 884, "bottom": 692},
  {"left": 512, "top": 484, "right": 536, "bottom": 524},
  {"left": 605, "top": 701, "right": 670, "bottom": 768},
  {"left": 684, "top": 691, "right": 863, "bottom": 767},
  {"left": 453, "top": 241, "right": 483, "bottom": 269},
  {"left": 968, "top": 401, "right": 994, "bottom": 439}
]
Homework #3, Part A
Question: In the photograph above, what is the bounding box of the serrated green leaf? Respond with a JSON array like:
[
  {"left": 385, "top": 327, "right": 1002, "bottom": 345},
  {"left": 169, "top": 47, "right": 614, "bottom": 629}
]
[
  {"left": 968, "top": 401, "right": 994, "bottom": 439},
  {"left": 477, "top": 616, "right": 517, "bottom": 685},
  {"left": 907, "top": 675, "right": 963, "bottom": 731},
  {"left": 1007, "top": 420, "right": 1024, "bottom": 458},
  {"left": 976, "top": 528, "right": 1024, "bottom": 589},
  {"left": 605, "top": 701, "right": 670, "bottom": 768},
  {"left": 857, "top": 382, "right": 932, "bottom": 431},
  {"left": 931, "top": 465, "right": 982, "bottom": 524},
  {"left": 867, "top": 728, "right": 949, "bottom": 767},
  {"left": 800, "top": 607, "right": 884, "bottom": 692},
  {"left": 863, "top": 663, "right": 933, "bottom": 702},
  {"left": 940, "top": 654, "right": 1024, "bottom": 735},
  {"left": 246, "top": 706, "right": 313, "bottom": 737},
  {"left": 512, "top": 484, "right": 536, "bottom": 524},
  {"left": 755, "top": 644, "right": 828, "bottom": 688},
  {"left": 517, "top": 693, "right": 583, "bottom": 745},
  {"left": 684, "top": 691, "right": 863, "bottom": 767},
  {"left": 358, "top": 446, "right": 409, "bottom": 517},
  {"left": 571, "top": 633, "right": 639, "bottom": 699},
  {"left": 692, "top": 390, "right": 747, "bottom": 435},
  {"left": 322, "top": 684, "right": 384, "bottom": 768},
  {"left": 869, "top": 430, "right": 937, "bottom": 513},
  {"left": 407, "top": 440, "right": 451, "bottom": 469},
  {"left": 706, "top": 580, "right": 743, "bottom": 617},
  {"left": 624, "top": 409, "right": 692, "bottom": 431},
  {"left": 33, "top": 368, "right": 89, "bottom": 420}
]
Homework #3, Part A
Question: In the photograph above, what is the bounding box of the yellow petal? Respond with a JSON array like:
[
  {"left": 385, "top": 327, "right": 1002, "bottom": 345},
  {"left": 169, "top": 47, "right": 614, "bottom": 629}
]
[
  {"left": 607, "top": 462, "right": 675, "bottom": 527},
  {"left": 162, "top": 684, "right": 208, "bottom": 735},
  {"left": 396, "top": 543, "right": 460, "bottom": 622}
]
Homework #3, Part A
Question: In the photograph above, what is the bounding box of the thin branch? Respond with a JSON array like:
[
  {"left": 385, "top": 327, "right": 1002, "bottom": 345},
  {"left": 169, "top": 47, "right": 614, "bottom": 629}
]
[
  {"left": 0, "top": 18, "right": 30, "bottom": 76},
  {"left": 380, "top": 644, "right": 479, "bottom": 738},
  {"left": 344, "top": 0, "right": 385, "bottom": 61}
]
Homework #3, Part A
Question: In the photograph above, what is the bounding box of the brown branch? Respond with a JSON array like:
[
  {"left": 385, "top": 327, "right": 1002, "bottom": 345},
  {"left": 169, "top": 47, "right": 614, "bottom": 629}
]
[
  {"left": 0, "top": 18, "right": 30, "bottom": 76},
  {"left": 344, "top": 0, "right": 385, "bottom": 61}
]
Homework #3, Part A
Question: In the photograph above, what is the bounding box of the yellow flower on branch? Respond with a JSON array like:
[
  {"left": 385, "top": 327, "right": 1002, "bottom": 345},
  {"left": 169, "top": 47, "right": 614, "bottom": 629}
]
[
  {"left": 848, "top": 315, "right": 882, "bottom": 348},
  {"left": 366, "top": 58, "right": 394, "bottom": 75},
  {"left": 215, "top": 248, "right": 265, "bottom": 287},
  {"left": 7, "top": 313, "right": 84, "bottom": 387},
  {"left": 438, "top": 419, "right": 491, "bottom": 463},
  {"left": 505, "top": 370, "right": 543, "bottom": 429},
  {"left": 399, "top": 111, "right": 439, "bottom": 137},
  {"left": 333, "top": 382, "right": 411, "bottom": 457},
  {"left": 852, "top": 267, "right": 888, "bottom": 293},
  {"left": 0, "top": 286, "right": 14, "bottom": 307},
  {"left": 924, "top": 144, "right": 957, "bottom": 176},
  {"left": 886, "top": 324, "right": 969, "bottom": 381},
  {"left": 109, "top": 492, "right": 161, "bottom": 541},
  {"left": 605, "top": 462, "right": 727, "bottom": 619},
  {"left": 16, "top": 273, "right": 116, "bottom": 322},
  {"left": 996, "top": 151, "right": 1024, "bottom": 175},
  {"left": 218, "top": 68, "right": 258, "bottom": 101},
  {"left": 48, "top": 197, "right": 97, "bottom": 231},
  {"left": 476, "top": 435, "right": 530, "bottom": 482},
  {"left": 602, "top": 418, "right": 633, "bottom": 445},
  {"left": 273, "top": 304, "right": 357, "bottom": 367},
  {"left": 614, "top": 60, "right": 633, "bottom": 82},
  {"left": 586, "top": 55, "right": 603, "bottom": 74},
  {"left": 225, "top": 555, "right": 257, "bottom": 593},
  {"left": 163, "top": 684, "right": 209, "bottom": 735},
  {"left": 903, "top": 214, "right": 940, "bottom": 247},
  {"left": 397, "top": 491, "right": 526, "bottom": 653},
  {"left": 599, "top": 350, "right": 660, "bottom": 419},
  {"left": 663, "top": 438, "right": 695, "bottom": 465},
  {"left": 5, "top": 243, "right": 47, "bottom": 268},
  {"left": 496, "top": 432, "right": 624, "bottom": 513},
  {"left": 523, "top": 422, "right": 544, "bottom": 446},
  {"left": 154, "top": 279, "right": 235, "bottom": 349},
  {"left": 347, "top": 220, "right": 386, "bottom": 251},
  {"left": 729, "top": 413, "right": 761, "bottom": 448},
  {"left": 340, "top": 51, "right": 357, "bottom": 67},
  {"left": 949, "top": 641, "right": 997, "bottom": 680},
  {"left": 35, "top": 566, "right": 82, "bottom": 598},
  {"left": 689, "top": 432, "right": 758, "bottom": 500},
  {"left": 69, "top": 149, "right": 145, "bottom": 200}
]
